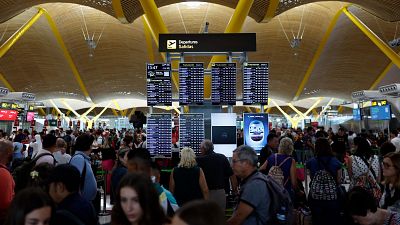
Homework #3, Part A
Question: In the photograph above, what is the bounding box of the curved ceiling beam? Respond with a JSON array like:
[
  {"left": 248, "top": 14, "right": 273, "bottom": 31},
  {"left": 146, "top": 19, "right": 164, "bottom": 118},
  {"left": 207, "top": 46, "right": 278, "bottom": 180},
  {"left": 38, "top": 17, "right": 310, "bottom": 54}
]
[
  {"left": 205, "top": 0, "right": 255, "bottom": 98},
  {"left": 343, "top": 7, "right": 400, "bottom": 69},
  {"left": 112, "top": 0, "right": 129, "bottom": 24},
  {"left": 38, "top": 7, "right": 93, "bottom": 103},
  {"left": 263, "top": 0, "right": 280, "bottom": 23},
  {"left": 292, "top": 6, "right": 346, "bottom": 101}
]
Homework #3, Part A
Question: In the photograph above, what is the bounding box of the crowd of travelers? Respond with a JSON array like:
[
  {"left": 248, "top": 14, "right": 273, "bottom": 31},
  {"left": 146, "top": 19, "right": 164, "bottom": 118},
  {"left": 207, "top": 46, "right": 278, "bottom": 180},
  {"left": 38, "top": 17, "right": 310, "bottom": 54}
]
[{"left": 1, "top": 125, "right": 400, "bottom": 225}]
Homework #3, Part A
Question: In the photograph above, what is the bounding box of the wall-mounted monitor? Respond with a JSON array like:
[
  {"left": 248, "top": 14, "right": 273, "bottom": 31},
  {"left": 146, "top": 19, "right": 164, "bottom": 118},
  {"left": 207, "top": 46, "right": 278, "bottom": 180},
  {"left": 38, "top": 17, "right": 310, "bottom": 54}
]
[
  {"left": 243, "top": 62, "right": 269, "bottom": 105},
  {"left": 179, "top": 63, "right": 204, "bottom": 105},
  {"left": 211, "top": 63, "right": 236, "bottom": 105},
  {"left": 353, "top": 108, "right": 361, "bottom": 121},
  {"left": 244, "top": 113, "right": 269, "bottom": 153},
  {"left": 146, "top": 114, "right": 172, "bottom": 156},
  {"left": 0, "top": 110, "right": 18, "bottom": 121},
  {"left": 26, "top": 112, "right": 35, "bottom": 122},
  {"left": 370, "top": 105, "right": 391, "bottom": 120},
  {"left": 211, "top": 113, "right": 237, "bottom": 157},
  {"left": 179, "top": 114, "right": 204, "bottom": 155},
  {"left": 146, "top": 63, "right": 172, "bottom": 106}
]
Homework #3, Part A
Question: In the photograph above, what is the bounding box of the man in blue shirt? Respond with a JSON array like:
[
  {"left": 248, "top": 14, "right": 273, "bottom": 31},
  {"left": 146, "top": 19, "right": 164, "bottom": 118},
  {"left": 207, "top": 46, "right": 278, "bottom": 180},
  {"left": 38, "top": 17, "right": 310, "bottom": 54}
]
[{"left": 69, "top": 134, "right": 97, "bottom": 202}]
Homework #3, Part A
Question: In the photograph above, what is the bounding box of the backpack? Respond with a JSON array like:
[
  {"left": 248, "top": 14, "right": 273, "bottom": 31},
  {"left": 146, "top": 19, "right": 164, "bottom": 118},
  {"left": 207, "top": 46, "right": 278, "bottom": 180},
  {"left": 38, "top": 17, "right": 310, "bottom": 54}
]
[
  {"left": 353, "top": 156, "right": 382, "bottom": 204},
  {"left": 12, "top": 153, "right": 56, "bottom": 193},
  {"left": 254, "top": 173, "right": 294, "bottom": 225},
  {"left": 268, "top": 154, "right": 291, "bottom": 187},
  {"left": 309, "top": 158, "right": 338, "bottom": 201}
]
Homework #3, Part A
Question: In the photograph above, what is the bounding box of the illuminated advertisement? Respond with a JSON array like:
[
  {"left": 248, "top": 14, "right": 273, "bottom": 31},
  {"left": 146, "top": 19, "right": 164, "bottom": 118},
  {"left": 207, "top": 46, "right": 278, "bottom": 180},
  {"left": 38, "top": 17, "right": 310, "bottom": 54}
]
[
  {"left": 244, "top": 113, "right": 269, "bottom": 152},
  {"left": 26, "top": 112, "right": 35, "bottom": 122},
  {"left": 0, "top": 110, "right": 18, "bottom": 121}
]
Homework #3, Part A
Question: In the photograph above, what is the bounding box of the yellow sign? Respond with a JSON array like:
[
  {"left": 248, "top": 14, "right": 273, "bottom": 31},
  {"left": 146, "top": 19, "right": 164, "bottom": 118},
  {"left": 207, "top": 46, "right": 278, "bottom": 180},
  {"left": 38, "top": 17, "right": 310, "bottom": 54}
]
[{"left": 371, "top": 100, "right": 387, "bottom": 106}]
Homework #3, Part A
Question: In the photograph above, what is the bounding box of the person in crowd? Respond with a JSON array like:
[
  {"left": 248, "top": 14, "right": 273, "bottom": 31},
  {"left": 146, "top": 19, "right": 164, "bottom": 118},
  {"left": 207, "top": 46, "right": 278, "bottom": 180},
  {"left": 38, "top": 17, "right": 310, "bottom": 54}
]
[
  {"left": 303, "top": 127, "right": 315, "bottom": 161},
  {"left": 390, "top": 130, "right": 400, "bottom": 152},
  {"left": 196, "top": 139, "right": 237, "bottom": 210},
  {"left": 228, "top": 145, "right": 270, "bottom": 225},
  {"left": 29, "top": 134, "right": 42, "bottom": 158},
  {"left": 151, "top": 164, "right": 179, "bottom": 214},
  {"left": 380, "top": 152, "right": 400, "bottom": 210},
  {"left": 0, "top": 140, "right": 14, "bottom": 224},
  {"left": 170, "top": 147, "right": 209, "bottom": 206},
  {"left": 380, "top": 142, "right": 396, "bottom": 159},
  {"left": 12, "top": 137, "right": 24, "bottom": 162},
  {"left": 261, "top": 137, "right": 297, "bottom": 199},
  {"left": 4, "top": 187, "right": 53, "bottom": 225},
  {"left": 53, "top": 138, "right": 71, "bottom": 165},
  {"left": 111, "top": 147, "right": 129, "bottom": 204},
  {"left": 347, "top": 137, "right": 381, "bottom": 188},
  {"left": 170, "top": 200, "right": 226, "bottom": 225},
  {"left": 132, "top": 132, "right": 145, "bottom": 149},
  {"left": 331, "top": 127, "right": 348, "bottom": 163},
  {"left": 48, "top": 164, "right": 97, "bottom": 225},
  {"left": 346, "top": 186, "right": 400, "bottom": 225},
  {"left": 28, "top": 163, "right": 55, "bottom": 192},
  {"left": 69, "top": 134, "right": 97, "bottom": 202},
  {"left": 111, "top": 173, "right": 167, "bottom": 225},
  {"left": 126, "top": 148, "right": 176, "bottom": 215},
  {"left": 34, "top": 134, "right": 58, "bottom": 166},
  {"left": 259, "top": 133, "right": 279, "bottom": 165},
  {"left": 306, "top": 138, "right": 342, "bottom": 225}
]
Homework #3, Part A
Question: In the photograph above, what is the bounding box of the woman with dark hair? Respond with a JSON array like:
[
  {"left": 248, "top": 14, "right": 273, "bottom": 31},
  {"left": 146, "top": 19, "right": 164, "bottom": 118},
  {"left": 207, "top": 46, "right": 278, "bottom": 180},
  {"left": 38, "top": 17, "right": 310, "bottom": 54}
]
[
  {"left": 111, "top": 173, "right": 167, "bottom": 225},
  {"left": 347, "top": 137, "right": 381, "bottom": 188},
  {"left": 380, "top": 152, "right": 400, "bottom": 210},
  {"left": 306, "top": 137, "right": 342, "bottom": 225},
  {"left": 171, "top": 200, "right": 226, "bottom": 225},
  {"left": 346, "top": 186, "right": 400, "bottom": 225},
  {"left": 4, "top": 187, "right": 54, "bottom": 225}
]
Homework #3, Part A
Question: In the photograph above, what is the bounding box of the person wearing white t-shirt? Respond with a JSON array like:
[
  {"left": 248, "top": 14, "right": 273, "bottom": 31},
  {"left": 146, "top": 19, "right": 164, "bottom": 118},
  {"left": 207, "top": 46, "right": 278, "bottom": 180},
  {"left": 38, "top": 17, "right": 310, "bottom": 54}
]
[
  {"left": 390, "top": 130, "right": 400, "bottom": 152},
  {"left": 53, "top": 138, "right": 71, "bottom": 165}
]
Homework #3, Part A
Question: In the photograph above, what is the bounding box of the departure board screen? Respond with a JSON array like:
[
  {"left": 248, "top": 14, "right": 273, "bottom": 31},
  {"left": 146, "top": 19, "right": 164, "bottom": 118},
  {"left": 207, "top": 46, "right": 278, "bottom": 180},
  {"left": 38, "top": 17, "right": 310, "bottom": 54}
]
[
  {"left": 146, "top": 114, "right": 172, "bottom": 156},
  {"left": 147, "top": 63, "right": 172, "bottom": 106},
  {"left": 179, "top": 114, "right": 204, "bottom": 155},
  {"left": 243, "top": 62, "right": 269, "bottom": 105},
  {"left": 179, "top": 63, "right": 204, "bottom": 105},
  {"left": 212, "top": 63, "right": 236, "bottom": 105}
]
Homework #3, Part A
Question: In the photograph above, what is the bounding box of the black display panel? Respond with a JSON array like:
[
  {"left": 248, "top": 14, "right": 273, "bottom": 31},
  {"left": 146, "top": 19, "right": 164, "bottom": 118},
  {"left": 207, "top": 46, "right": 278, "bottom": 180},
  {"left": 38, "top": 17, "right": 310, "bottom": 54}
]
[
  {"left": 179, "top": 114, "right": 204, "bottom": 155},
  {"left": 179, "top": 63, "right": 204, "bottom": 105},
  {"left": 212, "top": 126, "right": 237, "bottom": 144},
  {"left": 243, "top": 62, "right": 269, "bottom": 105},
  {"left": 147, "top": 63, "right": 172, "bottom": 106},
  {"left": 146, "top": 114, "right": 172, "bottom": 156},
  {"left": 211, "top": 63, "right": 236, "bottom": 105}
]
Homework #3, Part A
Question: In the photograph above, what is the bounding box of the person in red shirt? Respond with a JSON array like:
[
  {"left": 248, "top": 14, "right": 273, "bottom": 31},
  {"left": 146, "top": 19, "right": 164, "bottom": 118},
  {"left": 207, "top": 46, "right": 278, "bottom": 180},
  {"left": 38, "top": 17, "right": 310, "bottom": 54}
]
[{"left": 0, "top": 139, "right": 15, "bottom": 224}]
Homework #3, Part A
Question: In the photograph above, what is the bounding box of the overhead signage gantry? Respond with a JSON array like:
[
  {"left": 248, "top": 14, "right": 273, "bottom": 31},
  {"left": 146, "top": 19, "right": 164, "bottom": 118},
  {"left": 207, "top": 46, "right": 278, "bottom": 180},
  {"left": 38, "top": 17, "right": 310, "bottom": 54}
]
[{"left": 146, "top": 33, "right": 270, "bottom": 157}]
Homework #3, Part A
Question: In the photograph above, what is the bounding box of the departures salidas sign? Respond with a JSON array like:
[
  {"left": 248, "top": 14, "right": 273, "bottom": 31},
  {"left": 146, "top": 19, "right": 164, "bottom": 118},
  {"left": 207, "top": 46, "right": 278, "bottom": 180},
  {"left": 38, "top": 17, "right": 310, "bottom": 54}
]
[{"left": 160, "top": 33, "right": 256, "bottom": 52}]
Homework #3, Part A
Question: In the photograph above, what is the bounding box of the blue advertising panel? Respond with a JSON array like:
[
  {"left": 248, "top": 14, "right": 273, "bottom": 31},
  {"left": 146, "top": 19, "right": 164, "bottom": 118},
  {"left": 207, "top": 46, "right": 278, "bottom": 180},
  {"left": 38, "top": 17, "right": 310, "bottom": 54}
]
[
  {"left": 353, "top": 108, "right": 361, "bottom": 121},
  {"left": 244, "top": 113, "right": 269, "bottom": 152},
  {"left": 370, "top": 105, "right": 391, "bottom": 120}
]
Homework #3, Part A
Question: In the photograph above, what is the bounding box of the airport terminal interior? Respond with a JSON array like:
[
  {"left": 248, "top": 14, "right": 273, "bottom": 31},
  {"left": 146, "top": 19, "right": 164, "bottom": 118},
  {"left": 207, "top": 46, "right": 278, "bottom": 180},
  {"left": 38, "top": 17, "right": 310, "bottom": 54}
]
[{"left": 1, "top": 0, "right": 400, "bottom": 225}]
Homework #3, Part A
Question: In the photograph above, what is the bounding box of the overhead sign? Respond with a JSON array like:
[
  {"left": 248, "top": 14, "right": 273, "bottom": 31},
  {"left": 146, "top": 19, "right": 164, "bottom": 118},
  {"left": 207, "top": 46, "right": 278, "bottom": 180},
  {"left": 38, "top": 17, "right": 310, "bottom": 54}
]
[
  {"left": 159, "top": 33, "right": 256, "bottom": 52},
  {"left": 0, "top": 110, "right": 18, "bottom": 121},
  {"left": 371, "top": 100, "right": 387, "bottom": 107}
]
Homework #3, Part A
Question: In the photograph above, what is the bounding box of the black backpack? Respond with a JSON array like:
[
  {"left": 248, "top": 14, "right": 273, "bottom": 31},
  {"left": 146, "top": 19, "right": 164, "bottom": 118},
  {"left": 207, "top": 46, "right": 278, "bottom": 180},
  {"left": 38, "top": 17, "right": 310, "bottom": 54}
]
[
  {"left": 12, "top": 153, "right": 56, "bottom": 193},
  {"left": 309, "top": 158, "right": 338, "bottom": 201},
  {"left": 253, "top": 173, "right": 294, "bottom": 225}
]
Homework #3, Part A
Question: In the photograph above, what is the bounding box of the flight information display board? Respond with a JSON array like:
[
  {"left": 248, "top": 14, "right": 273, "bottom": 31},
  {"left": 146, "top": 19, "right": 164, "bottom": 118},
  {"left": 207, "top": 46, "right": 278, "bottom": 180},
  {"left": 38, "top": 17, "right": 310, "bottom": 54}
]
[
  {"left": 146, "top": 114, "right": 172, "bottom": 156},
  {"left": 179, "top": 114, "right": 204, "bottom": 155},
  {"left": 212, "top": 63, "right": 236, "bottom": 105},
  {"left": 147, "top": 63, "right": 172, "bottom": 106},
  {"left": 243, "top": 62, "right": 269, "bottom": 105},
  {"left": 179, "top": 63, "right": 204, "bottom": 105}
]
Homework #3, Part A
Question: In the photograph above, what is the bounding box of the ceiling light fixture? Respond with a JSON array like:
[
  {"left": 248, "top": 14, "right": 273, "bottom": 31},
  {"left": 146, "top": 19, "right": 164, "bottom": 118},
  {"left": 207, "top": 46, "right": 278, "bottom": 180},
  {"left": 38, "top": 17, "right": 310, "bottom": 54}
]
[{"left": 183, "top": 1, "right": 206, "bottom": 9}]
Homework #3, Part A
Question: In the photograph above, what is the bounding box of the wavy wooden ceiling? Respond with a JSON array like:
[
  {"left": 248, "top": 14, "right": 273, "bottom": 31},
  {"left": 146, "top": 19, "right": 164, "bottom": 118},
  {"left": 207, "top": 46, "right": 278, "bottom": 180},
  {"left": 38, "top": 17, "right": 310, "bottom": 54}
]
[{"left": 0, "top": 1, "right": 399, "bottom": 105}]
